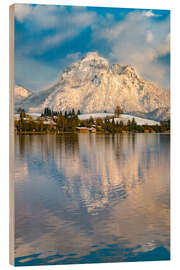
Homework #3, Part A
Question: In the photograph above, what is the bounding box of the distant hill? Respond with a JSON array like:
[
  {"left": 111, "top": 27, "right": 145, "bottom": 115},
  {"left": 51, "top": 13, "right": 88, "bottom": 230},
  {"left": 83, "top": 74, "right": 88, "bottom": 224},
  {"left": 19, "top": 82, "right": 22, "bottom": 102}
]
[{"left": 15, "top": 86, "right": 32, "bottom": 103}]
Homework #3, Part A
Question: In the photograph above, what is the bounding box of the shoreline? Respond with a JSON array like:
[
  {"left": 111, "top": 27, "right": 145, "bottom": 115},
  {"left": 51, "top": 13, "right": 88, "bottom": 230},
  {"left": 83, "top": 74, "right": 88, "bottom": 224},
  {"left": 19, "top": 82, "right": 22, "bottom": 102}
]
[{"left": 15, "top": 131, "right": 170, "bottom": 135}]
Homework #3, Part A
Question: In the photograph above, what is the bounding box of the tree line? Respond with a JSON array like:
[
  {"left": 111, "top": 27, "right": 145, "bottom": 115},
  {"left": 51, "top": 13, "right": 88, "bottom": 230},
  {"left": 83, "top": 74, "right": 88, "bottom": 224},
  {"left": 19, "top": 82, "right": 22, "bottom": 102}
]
[
  {"left": 41, "top": 107, "right": 81, "bottom": 117},
  {"left": 14, "top": 107, "right": 170, "bottom": 134}
]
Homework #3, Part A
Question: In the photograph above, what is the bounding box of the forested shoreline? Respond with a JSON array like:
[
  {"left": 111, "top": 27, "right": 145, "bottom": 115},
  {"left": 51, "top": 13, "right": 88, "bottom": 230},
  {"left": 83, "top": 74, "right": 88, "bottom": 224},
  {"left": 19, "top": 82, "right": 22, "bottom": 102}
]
[{"left": 14, "top": 107, "right": 170, "bottom": 135}]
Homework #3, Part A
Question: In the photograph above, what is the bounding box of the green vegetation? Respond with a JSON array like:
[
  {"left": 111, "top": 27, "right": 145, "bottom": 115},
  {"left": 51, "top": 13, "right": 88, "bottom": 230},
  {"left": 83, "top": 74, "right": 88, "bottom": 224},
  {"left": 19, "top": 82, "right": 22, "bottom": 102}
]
[{"left": 14, "top": 108, "right": 170, "bottom": 135}]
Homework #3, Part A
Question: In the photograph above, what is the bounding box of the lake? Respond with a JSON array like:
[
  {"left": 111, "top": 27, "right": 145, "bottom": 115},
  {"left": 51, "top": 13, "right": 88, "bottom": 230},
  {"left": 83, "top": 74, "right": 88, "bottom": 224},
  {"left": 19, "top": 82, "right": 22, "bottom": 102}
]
[{"left": 14, "top": 133, "right": 170, "bottom": 266}]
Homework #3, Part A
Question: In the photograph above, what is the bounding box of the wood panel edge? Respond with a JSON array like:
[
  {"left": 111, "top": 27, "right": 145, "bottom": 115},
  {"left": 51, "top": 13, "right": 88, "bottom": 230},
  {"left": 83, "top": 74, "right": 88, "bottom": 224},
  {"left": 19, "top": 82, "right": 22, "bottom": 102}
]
[{"left": 9, "top": 4, "right": 15, "bottom": 266}]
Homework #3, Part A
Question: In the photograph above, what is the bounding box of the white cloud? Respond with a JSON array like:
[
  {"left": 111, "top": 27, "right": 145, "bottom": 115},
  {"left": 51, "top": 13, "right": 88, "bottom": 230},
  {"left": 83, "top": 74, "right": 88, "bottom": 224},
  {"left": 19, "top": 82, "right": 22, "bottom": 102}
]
[
  {"left": 146, "top": 31, "right": 154, "bottom": 42},
  {"left": 157, "top": 34, "right": 170, "bottom": 57},
  {"left": 15, "top": 4, "right": 62, "bottom": 28},
  {"left": 144, "top": 10, "right": 155, "bottom": 17},
  {"left": 66, "top": 11, "right": 96, "bottom": 27},
  {"left": 143, "top": 10, "right": 162, "bottom": 18},
  {"left": 40, "top": 11, "right": 96, "bottom": 52},
  {"left": 15, "top": 4, "right": 97, "bottom": 54},
  {"left": 43, "top": 31, "right": 74, "bottom": 47},
  {"left": 15, "top": 4, "right": 33, "bottom": 22},
  {"left": 66, "top": 52, "right": 81, "bottom": 61},
  {"left": 15, "top": 4, "right": 96, "bottom": 30}
]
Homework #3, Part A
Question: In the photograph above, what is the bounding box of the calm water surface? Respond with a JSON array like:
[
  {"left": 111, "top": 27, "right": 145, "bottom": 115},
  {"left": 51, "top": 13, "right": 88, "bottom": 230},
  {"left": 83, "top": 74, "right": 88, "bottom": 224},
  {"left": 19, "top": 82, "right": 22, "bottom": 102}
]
[{"left": 14, "top": 134, "right": 170, "bottom": 266}]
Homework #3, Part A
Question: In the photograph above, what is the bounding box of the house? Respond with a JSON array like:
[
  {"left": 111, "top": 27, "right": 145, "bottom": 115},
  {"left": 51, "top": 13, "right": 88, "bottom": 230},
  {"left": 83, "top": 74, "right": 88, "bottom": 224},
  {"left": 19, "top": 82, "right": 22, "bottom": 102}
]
[
  {"left": 76, "top": 127, "right": 96, "bottom": 133},
  {"left": 76, "top": 127, "right": 89, "bottom": 133}
]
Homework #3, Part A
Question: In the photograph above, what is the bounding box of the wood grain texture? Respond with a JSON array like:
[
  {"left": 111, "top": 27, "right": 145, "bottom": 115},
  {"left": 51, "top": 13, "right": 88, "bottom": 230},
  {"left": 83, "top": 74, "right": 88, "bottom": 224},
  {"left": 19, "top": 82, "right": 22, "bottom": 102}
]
[{"left": 9, "top": 4, "right": 15, "bottom": 266}]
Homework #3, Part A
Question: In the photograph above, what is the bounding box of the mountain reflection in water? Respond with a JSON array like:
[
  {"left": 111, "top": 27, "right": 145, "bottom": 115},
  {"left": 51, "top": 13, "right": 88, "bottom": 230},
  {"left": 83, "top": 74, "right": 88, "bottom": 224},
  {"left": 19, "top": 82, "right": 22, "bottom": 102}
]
[{"left": 14, "top": 134, "right": 170, "bottom": 266}]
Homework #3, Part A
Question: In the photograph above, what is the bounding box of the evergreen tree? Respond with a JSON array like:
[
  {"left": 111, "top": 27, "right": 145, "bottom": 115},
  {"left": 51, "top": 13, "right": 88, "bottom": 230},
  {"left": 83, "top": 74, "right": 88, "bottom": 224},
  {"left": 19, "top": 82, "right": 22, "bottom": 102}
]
[
  {"left": 114, "top": 105, "right": 123, "bottom": 117},
  {"left": 119, "top": 120, "right": 124, "bottom": 127},
  {"left": 127, "top": 119, "right": 131, "bottom": 131},
  {"left": 20, "top": 109, "right": 26, "bottom": 120},
  {"left": 72, "top": 108, "right": 75, "bottom": 116},
  {"left": 44, "top": 107, "right": 52, "bottom": 117},
  {"left": 131, "top": 118, "right": 137, "bottom": 131},
  {"left": 89, "top": 116, "right": 94, "bottom": 125}
]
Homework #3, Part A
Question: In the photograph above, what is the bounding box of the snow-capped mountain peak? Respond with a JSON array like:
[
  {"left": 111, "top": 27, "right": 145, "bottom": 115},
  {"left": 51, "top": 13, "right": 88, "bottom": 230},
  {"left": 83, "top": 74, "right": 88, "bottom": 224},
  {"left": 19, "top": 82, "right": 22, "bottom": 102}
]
[{"left": 14, "top": 52, "right": 170, "bottom": 121}]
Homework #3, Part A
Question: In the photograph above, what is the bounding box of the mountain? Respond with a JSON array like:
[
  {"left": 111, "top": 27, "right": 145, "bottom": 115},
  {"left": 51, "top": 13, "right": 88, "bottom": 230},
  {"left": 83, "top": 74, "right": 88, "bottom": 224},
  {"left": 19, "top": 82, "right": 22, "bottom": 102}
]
[
  {"left": 15, "top": 52, "right": 170, "bottom": 121},
  {"left": 15, "top": 86, "right": 32, "bottom": 103},
  {"left": 127, "top": 107, "right": 170, "bottom": 122},
  {"left": 145, "top": 107, "right": 170, "bottom": 121}
]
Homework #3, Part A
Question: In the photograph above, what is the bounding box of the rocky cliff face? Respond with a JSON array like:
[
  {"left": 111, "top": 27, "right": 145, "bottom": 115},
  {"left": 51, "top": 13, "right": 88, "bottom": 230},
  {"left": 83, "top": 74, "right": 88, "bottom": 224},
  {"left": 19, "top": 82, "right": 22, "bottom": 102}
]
[{"left": 15, "top": 52, "right": 170, "bottom": 120}]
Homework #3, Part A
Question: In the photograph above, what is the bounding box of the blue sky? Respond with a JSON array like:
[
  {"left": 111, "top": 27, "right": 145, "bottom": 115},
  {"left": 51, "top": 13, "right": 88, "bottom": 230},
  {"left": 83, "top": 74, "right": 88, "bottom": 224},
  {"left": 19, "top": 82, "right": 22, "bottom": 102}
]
[{"left": 14, "top": 4, "right": 170, "bottom": 90}]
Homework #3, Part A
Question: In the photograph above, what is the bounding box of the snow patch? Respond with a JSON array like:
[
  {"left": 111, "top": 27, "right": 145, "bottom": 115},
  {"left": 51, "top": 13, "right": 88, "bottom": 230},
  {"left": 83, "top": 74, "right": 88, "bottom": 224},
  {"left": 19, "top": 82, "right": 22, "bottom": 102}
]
[
  {"left": 78, "top": 113, "right": 114, "bottom": 120},
  {"left": 78, "top": 113, "right": 160, "bottom": 126}
]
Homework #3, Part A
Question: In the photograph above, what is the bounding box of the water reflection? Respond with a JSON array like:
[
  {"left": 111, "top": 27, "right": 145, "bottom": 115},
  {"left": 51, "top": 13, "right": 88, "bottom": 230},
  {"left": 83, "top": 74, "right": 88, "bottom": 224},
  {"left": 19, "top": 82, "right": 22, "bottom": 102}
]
[{"left": 14, "top": 134, "right": 170, "bottom": 265}]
